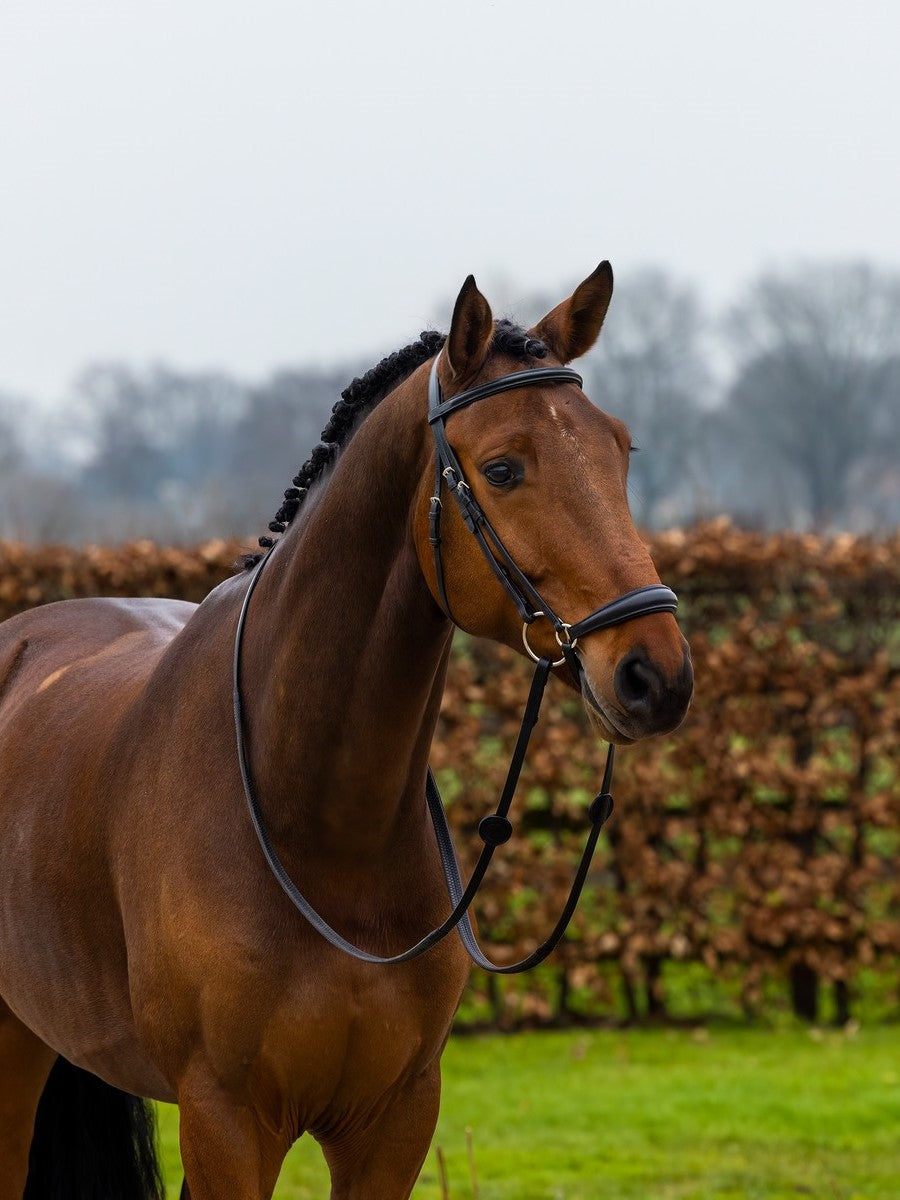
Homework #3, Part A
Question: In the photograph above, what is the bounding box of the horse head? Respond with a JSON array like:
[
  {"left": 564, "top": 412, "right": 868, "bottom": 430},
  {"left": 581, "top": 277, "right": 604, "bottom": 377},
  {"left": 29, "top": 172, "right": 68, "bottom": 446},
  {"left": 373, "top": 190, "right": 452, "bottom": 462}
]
[{"left": 414, "top": 264, "right": 693, "bottom": 743}]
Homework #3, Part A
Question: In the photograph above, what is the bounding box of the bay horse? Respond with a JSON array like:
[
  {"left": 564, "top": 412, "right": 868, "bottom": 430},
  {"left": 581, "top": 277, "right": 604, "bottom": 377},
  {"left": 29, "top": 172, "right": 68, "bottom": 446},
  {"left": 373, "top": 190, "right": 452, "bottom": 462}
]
[{"left": 0, "top": 264, "right": 693, "bottom": 1199}]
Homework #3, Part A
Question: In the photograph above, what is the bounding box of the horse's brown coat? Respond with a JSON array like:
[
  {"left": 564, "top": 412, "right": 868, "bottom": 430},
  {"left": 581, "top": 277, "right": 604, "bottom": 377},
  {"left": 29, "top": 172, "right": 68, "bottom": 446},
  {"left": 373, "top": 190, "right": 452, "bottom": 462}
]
[{"left": 0, "top": 269, "right": 692, "bottom": 1198}]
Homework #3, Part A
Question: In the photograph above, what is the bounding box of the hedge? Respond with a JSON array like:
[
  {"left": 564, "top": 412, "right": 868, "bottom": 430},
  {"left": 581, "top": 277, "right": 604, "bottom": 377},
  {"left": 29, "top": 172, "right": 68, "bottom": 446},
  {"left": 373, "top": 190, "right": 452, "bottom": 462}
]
[{"left": 1, "top": 523, "right": 897, "bottom": 1025}]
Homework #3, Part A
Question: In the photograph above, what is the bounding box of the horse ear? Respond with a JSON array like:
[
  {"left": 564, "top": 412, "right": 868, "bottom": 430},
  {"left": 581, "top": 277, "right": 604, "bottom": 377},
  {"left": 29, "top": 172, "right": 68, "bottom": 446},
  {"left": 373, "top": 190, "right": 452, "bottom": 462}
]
[
  {"left": 446, "top": 275, "right": 494, "bottom": 382},
  {"left": 530, "top": 261, "right": 614, "bottom": 363}
]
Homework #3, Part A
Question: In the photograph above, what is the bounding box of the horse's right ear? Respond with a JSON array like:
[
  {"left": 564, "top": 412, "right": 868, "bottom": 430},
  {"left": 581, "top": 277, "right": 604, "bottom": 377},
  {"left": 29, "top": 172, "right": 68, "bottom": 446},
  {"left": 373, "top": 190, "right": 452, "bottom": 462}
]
[
  {"left": 445, "top": 275, "right": 494, "bottom": 383},
  {"left": 529, "top": 261, "right": 614, "bottom": 363}
]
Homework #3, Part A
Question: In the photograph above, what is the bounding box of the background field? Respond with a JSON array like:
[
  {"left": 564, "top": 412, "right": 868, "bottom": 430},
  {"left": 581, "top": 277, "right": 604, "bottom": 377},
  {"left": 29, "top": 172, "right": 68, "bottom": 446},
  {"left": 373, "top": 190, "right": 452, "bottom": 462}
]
[{"left": 156, "top": 1026, "right": 900, "bottom": 1199}]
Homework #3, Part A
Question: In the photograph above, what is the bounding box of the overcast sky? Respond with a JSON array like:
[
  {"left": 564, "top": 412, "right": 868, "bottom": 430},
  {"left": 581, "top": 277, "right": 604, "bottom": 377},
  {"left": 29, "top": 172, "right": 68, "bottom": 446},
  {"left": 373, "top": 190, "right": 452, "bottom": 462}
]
[{"left": 1, "top": 0, "right": 898, "bottom": 402}]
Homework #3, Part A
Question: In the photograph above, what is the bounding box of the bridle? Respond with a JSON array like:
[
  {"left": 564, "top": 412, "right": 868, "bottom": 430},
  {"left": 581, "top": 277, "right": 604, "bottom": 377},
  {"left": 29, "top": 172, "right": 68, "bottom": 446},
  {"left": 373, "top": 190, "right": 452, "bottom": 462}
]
[
  {"left": 427, "top": 357, "right": 678, "bottom": 670},
  {"left": 234, "top": 354, "right": 678, "bottom": 974}
]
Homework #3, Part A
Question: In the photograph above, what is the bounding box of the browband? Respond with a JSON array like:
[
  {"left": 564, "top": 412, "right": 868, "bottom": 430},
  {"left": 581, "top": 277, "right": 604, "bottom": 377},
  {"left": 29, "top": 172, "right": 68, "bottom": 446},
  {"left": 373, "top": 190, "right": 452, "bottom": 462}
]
[{"left": 429, "top": 365, "right": 584, "bottom": 423}]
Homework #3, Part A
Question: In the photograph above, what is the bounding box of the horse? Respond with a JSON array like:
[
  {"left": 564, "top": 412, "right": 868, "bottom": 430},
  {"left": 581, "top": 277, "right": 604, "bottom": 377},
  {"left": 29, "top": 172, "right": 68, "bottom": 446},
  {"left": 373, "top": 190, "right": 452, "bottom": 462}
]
[{"left": 0, "top": 263, "right": 693, "bottom": 1199}]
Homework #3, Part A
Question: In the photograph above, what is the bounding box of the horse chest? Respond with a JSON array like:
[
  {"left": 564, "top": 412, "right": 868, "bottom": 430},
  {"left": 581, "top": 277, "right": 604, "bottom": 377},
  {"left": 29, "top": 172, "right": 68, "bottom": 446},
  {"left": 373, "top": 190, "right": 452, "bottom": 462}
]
[
  {"left": 131, "top": 885, "right": 469, "bottom": 1121},
  {"left": 271, "top": 952, "right": 466, "bottom": 1130}
]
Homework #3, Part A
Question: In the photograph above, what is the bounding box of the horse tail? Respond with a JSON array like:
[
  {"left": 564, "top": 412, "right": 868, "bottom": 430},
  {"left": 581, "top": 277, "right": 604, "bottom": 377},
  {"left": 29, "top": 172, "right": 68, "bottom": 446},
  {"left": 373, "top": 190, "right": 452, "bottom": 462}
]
[{"left": 24, "top": 1057, "right": 164, "bottom": 1200}]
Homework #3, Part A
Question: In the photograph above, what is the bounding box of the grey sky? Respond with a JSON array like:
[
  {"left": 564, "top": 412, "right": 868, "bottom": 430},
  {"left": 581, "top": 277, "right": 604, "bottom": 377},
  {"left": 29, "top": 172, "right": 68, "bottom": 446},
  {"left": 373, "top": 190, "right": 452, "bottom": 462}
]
[{"left": 2, "top": 0, "right": 898, "bottom": 401}]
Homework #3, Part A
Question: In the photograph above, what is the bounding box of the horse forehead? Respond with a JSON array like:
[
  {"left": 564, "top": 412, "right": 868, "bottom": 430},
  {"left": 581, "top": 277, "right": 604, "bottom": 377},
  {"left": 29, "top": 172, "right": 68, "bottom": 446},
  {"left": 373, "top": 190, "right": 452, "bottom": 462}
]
[
  {"left": 527, "top": 401, "right": 634, "bottom": 527},
  {"left": 464, "top": 381, "right": 614, "bottom": 437},
  {"left": 448, "top": 379, "right": 629, "bottom": 500},
  {"left": 486, "top": 387, "right": 627, "bottom": 473}
]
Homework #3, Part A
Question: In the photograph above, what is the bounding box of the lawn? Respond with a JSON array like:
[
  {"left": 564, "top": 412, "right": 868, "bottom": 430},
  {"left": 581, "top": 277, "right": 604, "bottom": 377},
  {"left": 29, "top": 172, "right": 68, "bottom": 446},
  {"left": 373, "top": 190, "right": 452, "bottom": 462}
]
[{"left": 157, "top": 1025, "right": 900, "bottom": 1199}]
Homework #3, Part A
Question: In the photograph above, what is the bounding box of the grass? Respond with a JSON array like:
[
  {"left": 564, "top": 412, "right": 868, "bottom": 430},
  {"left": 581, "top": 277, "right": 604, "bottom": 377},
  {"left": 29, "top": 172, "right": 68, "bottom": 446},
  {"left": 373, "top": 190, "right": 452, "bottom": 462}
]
[{"left": 157, "top": 1025, "right": 900, "bottom": 1198}]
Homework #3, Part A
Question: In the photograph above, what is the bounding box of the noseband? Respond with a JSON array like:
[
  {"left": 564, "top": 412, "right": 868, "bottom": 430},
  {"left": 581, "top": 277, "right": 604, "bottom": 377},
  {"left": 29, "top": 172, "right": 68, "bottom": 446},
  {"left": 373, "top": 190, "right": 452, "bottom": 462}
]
[{"left": 234, "top": 355, "right": 678, "bottom": 973}]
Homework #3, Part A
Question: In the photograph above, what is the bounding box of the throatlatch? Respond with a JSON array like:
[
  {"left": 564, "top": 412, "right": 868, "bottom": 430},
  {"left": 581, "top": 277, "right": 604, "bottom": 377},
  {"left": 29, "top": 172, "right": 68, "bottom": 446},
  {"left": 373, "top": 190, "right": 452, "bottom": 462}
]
[{"left": 233, "top": 354, "right": 678, "bottom": 973}]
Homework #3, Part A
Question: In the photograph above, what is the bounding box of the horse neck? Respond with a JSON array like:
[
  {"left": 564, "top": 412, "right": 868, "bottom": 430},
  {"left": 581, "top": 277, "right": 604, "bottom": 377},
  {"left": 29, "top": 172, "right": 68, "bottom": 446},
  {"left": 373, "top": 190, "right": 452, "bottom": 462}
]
[{"left": 238, "top": 369, "right": 452, "bottom": 864}]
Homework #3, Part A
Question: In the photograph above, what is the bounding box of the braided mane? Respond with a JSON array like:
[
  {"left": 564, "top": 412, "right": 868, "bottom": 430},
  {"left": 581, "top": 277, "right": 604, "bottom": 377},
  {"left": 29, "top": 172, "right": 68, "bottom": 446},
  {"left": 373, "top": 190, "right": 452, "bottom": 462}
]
[{"left": 244, "top": 320, "right": 548, "bottom": 567}]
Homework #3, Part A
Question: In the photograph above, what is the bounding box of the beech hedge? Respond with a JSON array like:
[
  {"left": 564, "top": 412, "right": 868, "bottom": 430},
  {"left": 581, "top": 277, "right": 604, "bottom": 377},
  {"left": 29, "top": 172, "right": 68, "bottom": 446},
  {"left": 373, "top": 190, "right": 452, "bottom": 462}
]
[{"left": 1, "top": 523, "right": 897, "bottom": 1025}]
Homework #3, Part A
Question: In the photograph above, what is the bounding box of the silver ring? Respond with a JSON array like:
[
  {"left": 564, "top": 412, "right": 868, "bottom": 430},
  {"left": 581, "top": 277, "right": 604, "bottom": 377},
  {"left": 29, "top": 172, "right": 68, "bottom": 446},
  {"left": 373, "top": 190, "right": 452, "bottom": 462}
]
[
  {"left": 522, "top": 613, "right": 567, "bottom": 667},
  {"left": 555, "top": 623, "right": 578, "bottom": 652}
]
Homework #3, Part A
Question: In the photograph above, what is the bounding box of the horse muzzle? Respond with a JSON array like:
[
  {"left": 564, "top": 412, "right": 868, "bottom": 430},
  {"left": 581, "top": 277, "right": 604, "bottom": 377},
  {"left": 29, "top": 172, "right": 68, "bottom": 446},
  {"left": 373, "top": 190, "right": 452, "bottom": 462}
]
[{"left": 581, "top": 638, "right": 694, "bottom": 742}]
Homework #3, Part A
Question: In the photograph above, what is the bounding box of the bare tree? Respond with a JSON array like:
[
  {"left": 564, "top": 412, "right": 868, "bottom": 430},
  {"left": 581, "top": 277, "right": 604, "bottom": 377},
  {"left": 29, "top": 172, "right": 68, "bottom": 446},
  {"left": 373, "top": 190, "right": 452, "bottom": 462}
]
[
  {"left": 0, "top": 394, "right": 25, "bottom": 538},
  {"left": 70, "top": 361, "right": 355, "bottom": 541},
  {"left": 721, "top": 262, "right": 900, "bottom": 529},
  {"left": 225, "top": 365, "right": 352, "bottom": 535},
  {"left": 0, "top": 394, "right": 21, "bottom": 476},
  {"left": 581, "top": 269, "right": 710, "bottom": 526},
  {"left": 0, "top": 391, "right": 86, "bottom": 542},
  {"left": 75, "top": 364, "right": 246, "bottom": 501}
]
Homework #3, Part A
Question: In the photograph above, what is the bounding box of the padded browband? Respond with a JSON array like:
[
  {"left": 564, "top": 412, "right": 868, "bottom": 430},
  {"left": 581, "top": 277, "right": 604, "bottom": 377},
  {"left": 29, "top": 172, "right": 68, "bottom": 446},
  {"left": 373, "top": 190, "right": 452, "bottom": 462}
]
[{"left": 429, "top": 366, "right": 584, "bottom": 422}]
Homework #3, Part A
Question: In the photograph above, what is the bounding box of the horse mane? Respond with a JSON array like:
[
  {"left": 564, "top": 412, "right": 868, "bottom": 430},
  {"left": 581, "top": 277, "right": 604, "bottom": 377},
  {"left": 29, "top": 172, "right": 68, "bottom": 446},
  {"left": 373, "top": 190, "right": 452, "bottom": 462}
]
[{"left": 243, "top": 319, "right": 549, "bottom": 568}]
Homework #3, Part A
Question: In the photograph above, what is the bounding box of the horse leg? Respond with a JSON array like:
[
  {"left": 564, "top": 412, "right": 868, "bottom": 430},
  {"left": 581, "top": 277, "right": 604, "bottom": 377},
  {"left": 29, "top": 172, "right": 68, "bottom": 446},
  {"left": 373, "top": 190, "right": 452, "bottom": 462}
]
[
  {"left": 177, "top": 1073, "right": 291, "bottom": 1200},
  {"left": 0, "top": 1003, "right": 56, "bottom": 1200},
  {"left": 320, "top": 1062, "right": 442, "bottom": 1200}
]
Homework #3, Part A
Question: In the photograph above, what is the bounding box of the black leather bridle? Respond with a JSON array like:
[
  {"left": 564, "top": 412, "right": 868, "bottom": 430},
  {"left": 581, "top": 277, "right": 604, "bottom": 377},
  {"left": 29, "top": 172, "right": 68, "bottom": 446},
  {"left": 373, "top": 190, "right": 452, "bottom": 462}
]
[
  {"left": 233, "top": 355, "right": 678, "bottom": 973},
  {"left": 428, "top": 357, "right": 678, "bottom": 672}
]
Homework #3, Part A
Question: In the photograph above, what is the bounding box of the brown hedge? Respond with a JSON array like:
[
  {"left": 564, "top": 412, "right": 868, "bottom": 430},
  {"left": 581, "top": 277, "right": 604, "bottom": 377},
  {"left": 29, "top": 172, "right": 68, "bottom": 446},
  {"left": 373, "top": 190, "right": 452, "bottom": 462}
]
[{"left": 1, "top": 522, "right": 898, "bottom": 1024}]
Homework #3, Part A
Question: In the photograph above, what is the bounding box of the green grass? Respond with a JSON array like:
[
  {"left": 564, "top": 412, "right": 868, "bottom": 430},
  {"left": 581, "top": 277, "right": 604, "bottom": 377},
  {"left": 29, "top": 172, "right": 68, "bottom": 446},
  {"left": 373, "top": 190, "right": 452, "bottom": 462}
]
[{"left": 158, "top": 1025, "right": 900, "bottom": 1198}]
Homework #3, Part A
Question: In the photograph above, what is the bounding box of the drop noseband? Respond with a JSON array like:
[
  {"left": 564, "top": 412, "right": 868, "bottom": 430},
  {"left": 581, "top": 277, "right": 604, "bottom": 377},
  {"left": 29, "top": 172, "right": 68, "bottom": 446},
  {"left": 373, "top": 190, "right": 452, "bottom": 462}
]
[{"left": 233, "top": 355, "right": 678, "bottom": 973}]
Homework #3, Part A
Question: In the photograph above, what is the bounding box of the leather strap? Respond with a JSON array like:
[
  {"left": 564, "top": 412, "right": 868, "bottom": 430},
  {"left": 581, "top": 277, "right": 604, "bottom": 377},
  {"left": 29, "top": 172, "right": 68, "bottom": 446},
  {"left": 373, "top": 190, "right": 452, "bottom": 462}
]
[
  {"left": 429, "top": 359, "right": 570, "bottom": 630},
  {"left": 568, "top": 584, "right": 678, "bottom": 640},
  {"left": 429, "top": 365, "right": 583, "bottom": 423}
]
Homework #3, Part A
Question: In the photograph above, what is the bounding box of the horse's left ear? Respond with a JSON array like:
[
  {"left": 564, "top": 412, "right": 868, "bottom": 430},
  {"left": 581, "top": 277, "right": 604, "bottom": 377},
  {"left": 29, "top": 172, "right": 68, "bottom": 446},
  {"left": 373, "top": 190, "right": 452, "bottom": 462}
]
[
  {"left": 446, "top": 275, "right": 494, "bottom": 383},
  {"left": 529, "top": 261, "right": 614, "bottom": 363}
]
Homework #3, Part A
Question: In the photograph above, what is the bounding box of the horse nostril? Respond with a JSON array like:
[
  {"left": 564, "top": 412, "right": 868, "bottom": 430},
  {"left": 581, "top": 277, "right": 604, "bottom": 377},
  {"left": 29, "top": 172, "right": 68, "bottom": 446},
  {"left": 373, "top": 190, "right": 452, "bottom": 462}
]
[
  {"left": 609, "top": 643, "right": 693, "bottom": 735},
  {"left": 614, "top": 649, "right": 661, "bottom": 713}
]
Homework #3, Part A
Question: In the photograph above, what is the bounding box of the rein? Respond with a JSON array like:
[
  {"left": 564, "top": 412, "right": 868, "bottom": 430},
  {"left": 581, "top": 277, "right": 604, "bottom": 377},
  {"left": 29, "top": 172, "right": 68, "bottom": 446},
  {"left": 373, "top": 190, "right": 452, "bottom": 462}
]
[{"left": 233, "top": 356, "right": 678, "bottom": 973}]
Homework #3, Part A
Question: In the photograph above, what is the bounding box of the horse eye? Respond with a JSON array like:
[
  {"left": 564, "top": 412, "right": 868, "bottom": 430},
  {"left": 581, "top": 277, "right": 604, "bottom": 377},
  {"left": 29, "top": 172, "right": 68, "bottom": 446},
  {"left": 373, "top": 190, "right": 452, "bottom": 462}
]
[{"left": 483, "top": 460, "right": 518, "bottom": 487}]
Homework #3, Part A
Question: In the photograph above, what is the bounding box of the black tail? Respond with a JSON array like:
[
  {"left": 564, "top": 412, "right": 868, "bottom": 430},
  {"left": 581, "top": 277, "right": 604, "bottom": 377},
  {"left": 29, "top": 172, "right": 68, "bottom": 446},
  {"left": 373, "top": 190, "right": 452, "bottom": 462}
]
[{"left": 24, "top": 1057, "right": 164, "bottom": 1200}]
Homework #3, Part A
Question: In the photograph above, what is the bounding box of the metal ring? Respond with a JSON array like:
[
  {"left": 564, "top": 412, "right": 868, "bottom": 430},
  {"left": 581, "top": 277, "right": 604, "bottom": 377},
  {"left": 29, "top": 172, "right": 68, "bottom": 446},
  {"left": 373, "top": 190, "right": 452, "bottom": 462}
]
[
  {"left": 555, "top": 623, "right": 578, "bottom": 652},
  {"left": 522, "top": 613, "right": 567, "bottom": 668}
]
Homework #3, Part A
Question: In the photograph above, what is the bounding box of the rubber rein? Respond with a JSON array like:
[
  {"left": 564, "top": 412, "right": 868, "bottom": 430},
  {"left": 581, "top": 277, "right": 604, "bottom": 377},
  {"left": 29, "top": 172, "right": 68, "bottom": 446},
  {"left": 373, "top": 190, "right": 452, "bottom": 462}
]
[{"left": 233, "top": 356, "right": 678, "bottom": 974}]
